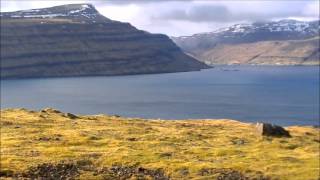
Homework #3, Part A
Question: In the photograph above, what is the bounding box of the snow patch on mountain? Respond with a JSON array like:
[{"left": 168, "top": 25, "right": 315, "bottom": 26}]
[
  {"left": 69, "top": 5, "right": 89, "bottom": 14},
  {"left": 174, "top": 20, "right": 319, "bottom": 41},
  {"left": 1, "top": 4, "right": 99, "bottom": 19}
]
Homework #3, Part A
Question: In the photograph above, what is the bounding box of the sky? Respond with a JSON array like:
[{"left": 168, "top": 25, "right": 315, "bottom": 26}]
[{"left": 1, "top": 0, "right": 319, "bottom": 36}]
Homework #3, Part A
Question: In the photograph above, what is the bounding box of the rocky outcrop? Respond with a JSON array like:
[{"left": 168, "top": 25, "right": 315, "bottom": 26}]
[
  {"left": 172, "top": 20, "right": 319, "bottom": 65},
  {"left": 0, "top": 4, "right": 208, "bottom": 79},
  {"left": 256, "top": 123, "right": 291, "bottom": 137}
]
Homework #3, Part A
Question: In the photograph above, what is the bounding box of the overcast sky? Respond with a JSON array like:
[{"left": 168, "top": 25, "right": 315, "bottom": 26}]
[{"left": 1, "top": 0, "right": 319, "bottom": 36}]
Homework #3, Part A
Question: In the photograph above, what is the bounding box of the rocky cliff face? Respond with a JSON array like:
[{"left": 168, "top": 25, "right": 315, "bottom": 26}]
[
  {"left": 0, "top": 4, "right": 208, "bottom": 79},
  {"left": 172, "top": 20, "right": 320, "bottom": 65}
]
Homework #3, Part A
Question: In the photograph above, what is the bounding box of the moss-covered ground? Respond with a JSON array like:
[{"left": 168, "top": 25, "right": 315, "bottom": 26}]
[{"left": 0, "top": 108, "right": 319, "bottom": 179}]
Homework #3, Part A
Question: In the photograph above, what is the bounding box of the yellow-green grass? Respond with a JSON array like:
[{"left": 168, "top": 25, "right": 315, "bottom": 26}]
[{"left": 0, "top": 108, "right": 319, "bottom": 179}]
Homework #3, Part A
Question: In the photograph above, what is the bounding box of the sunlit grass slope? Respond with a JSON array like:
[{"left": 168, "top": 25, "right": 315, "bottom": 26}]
[{"left": 1, "top": 108, "right": 319, "bottom": 179}]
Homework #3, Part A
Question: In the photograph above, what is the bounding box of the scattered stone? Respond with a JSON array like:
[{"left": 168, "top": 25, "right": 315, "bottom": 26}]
[
  {"left": 8, "top": 161, "right": 167, "bottom": 179},
  {"left": 198, "top": 168, "right": 249, "bottom": 179},
  {"left": 243, "top": 170, "right": 271, "bottom": 180},
  {"left": 96, "top": 164, "right": 169, "bottom": 180},
  {"left": 37, "top": 135, "right": 62, "bottom": 141},
  {"left": 22, "top": 162, "right": 80, "bottom": 180},
  {"left": 256, "top": 123, "right": 291, "bottom": 137}
]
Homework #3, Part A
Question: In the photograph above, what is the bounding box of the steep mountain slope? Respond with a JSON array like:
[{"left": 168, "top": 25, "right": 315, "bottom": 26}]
[
  {"left": 0, "top": 4, "right": 208, "bottom": 79},
  {"left": 199, "top": 37, "right": 319, "bottom": 65},
  {"left": 172, "top": 20, "right": 319, "bottom": 65}
]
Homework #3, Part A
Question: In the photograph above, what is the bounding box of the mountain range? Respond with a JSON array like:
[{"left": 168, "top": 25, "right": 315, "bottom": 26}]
[
  {"left": 0, "top": 4, "right": 208, "bottom": 79},
  {"left": 172, "top": 20, "right": 319, "bottom": 65}
]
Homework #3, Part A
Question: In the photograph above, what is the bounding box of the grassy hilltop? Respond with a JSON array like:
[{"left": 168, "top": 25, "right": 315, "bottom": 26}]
[{"left": 1, "top": 108, "right": 319, "bottom": 179}]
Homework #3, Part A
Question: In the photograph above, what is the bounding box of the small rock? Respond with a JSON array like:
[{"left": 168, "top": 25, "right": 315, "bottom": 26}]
[
  {"left": 159, "top": 152, "right": 172, "bottom": 158},
  {"left": 198, "top": 168, "right": 249, "bottom": 179},
  {"left": 96, "top": 165, "right": 169, "bottom": 179},
  {"left": 38, "top": 137, "right": 51, "bottom": 141},
  {"left": 41, "top": 108, "right": 61, "bottom": 114},
  {"left": 64, "top": 113, "right": 78, "bottom": 119},
  {"left": 231, "top": 138, "right": 246, "bottom": 145},
  {"left": 127, "top": 137, "right": 138, "bottom": 141},
  {"left": 88, "top": 136, "right": 100, "bottom": 140},
  {"left": 256, "top": 123, "right": 290, "bottom": 137},
  {"left": 304, "top": 132, "right": 314, "bottom": 136}
]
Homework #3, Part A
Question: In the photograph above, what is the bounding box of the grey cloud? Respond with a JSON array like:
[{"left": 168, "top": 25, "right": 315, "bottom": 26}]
[
  {"left": 151, "top": 5, "right": 229, "bottom": 22},
  {"left": 153, "top": 4, "right": 311, "bottom": 23}
]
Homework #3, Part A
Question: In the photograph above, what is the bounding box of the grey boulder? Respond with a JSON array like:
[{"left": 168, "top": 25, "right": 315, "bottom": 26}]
[{"left": 256, "top": 123, "right": 291, "bottom": 137}]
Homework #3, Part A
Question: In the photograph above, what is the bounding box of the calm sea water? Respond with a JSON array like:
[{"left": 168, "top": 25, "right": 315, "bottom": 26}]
[{"left": 1, "top": 66, "right": 319, "bottom": 126}]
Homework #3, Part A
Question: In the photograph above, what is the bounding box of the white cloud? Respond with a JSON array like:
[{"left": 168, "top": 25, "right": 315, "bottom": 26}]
[
  {"left": 96, "top": 4, "right": 141, "bottom": 24},
  {"left": 303, "top": 1, "right": 320, "bottom": 17},
  {"left": 1, "top": 0, "right": 318, "bottom": 36}
]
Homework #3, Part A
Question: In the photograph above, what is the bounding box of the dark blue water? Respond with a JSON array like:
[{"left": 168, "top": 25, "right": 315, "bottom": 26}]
[{"left": 1, "top": 66, "right": 319, "bottom": 126}]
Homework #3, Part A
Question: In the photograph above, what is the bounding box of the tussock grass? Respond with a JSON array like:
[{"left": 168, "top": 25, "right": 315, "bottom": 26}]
[{"left": 0, "top": 108, "right": 319, "bottom": 179}]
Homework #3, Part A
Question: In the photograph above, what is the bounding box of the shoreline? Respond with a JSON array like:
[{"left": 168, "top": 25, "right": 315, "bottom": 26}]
[
  {"left": 0, "top": 107, "right": 320, "bottom": 128},
  {"left": 1, "top": 108, "right": 319, "bottom": 128},
  {"left": 1, "top": 64, "right": 319, "bottom": 80}
]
